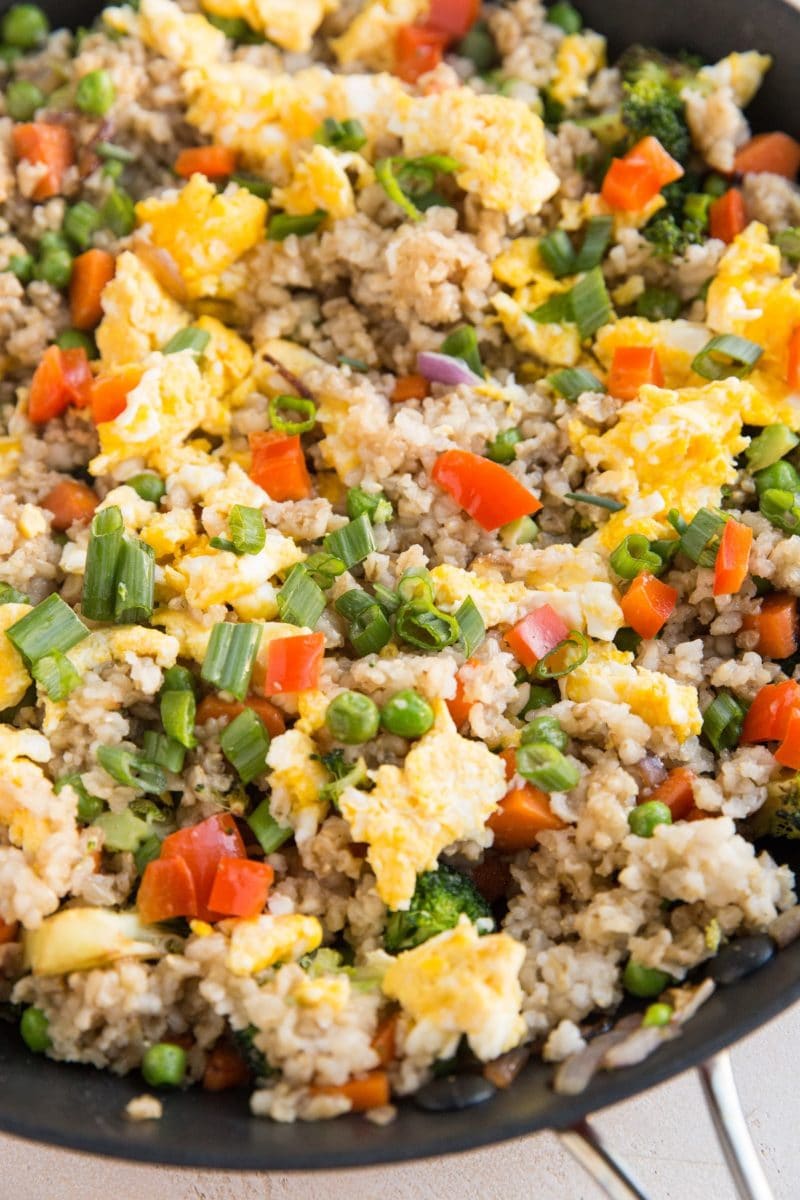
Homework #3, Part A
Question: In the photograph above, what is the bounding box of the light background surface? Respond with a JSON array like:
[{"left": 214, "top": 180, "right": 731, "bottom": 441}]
[{"left": 3, "top": 1000, "right": 798, "bottom": 1199}]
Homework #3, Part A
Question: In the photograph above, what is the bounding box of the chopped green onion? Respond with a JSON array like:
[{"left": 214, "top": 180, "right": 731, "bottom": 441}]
[
  {"left": 691, "top": 334, "right": 763, "bottom": 380},
  {"left": 201, "top": 622, "right": 263, "bottom": 700},
  {"left": 269, "top": 392, "right": 317, "bottom": 435},
  {"left": 83, "top": 505, "right": 124, "bottom": 622},
  {"left": 247, "top": 797, "right": 292, "bottom": 853},
  {"left": 759, "top": 488, "right": 800, "bottom": 535},
  {"left": 548, "top": 366, "right": 603, "bottom": 400},
  {"left": 339, "top": 356, "right": 369, "bottom": 372},
  {"left": 114, "top": 536, "right": 155, "bottom": 624},
  {"left": 97, "top": 744, "right": 166, "bottom": 794},
  {"left": 702, "top": 691, "right": 745, "bottom": 754},
  {"left": 335, "top": 589, "right": 392, "bottom": 656},
  {"left": 56, "top": 328, "right": 97, "bottom": 357},
  {"left": 397, "top": 567, "right": 434, "bottom": 606},
  {"left": 547, "top": 0, "right": 582, "bottom": 33},
  {"left": 0, "top": 582, "right": 29, "bottom": 605},
  {"left": 94, "top": 807, "right": 151, "bottom": 852},
  {"left": 519, "top": 682, "right": 559, "bottom": 718},
  {"left": 574, "top": 216, "right": 613, "bottom": 272},
  {"left": 268, "top": 210, "right": 326, "bottom": 240},
  {"left": 231, "top": 172, "right": 272, "bottom": 199},
  {"left": 485, "top": 428, "right": 521, "bottom": 465},
  {"left": 635, "top": 286, "right": 682, "bottom": 321},
  {"left": 324, "top": 514, "right": 376, "bottom": 569},
  {"left": 539, "top": 229, "right": 576, "bottom": 278},
  {"left": 346, "top": 487, "right": 393, "bottom": 525},
  {"left": 220, "top": 708, "right": 270, "bottom": 784},
  {"left": 229, "top": 504, "right": 266, "bottom": 555},
  {"left": 375, "top": 155, "right": 459, "bottom": 222},
  {"left": 127, "top": 473, "right": 165, "bottom": 504},
  {"left": 455, "top": 595, "right": 485, "bottom": 657},
  {"left": 610, "top": 534, "right": 663, "bottom": 579},
  {"left": 162, "top": 326, "right": 211, "bottom": 357},
  {"left": 205, "top": 12, "right": 262, "bottom": 40},
  {"left": 135, "top": 833, "right": 163, "bottom": 873},
  {"left": 101, "top": 188, "right": 136, "bottom": 236},
  {"left": 533, "top": 630, "right": 589, "bottom": 679},
  {"left": 521, "top": 713, "right": 567, "bottom": 751},
  {"left": 563, "top": 492, "right": 625, "bottom": 512},
  {"left": 76, "top": 69, "right": 116, "bottom": 116},
  {"left": 314, "top": 117, "right": 366, "bottom": 152},
  {"left": 141, "top": 729, "right": 185, "bottom": 774},
  {"left": 162, "top": 665, "right": 196, "bottom": 694},
  {"left": 440, "top": 325, "right": 484, "bottom": 378},
  {"left": 754, "top": 460, "right": 800, "bottom": 495},
  {"left": 775, "top": 227, "right": 800, "bottom": 264},
  {"left": 499, "top": 515, "right": 538, "bottom": 549},
  {"left": 160, "top": 689, "right": 197, "bottom": 750},
  {"left": 276, "top": 563, "right": 326, "bottom": 628},
  {"left": 63, "top": 201, "right": 100, "bottom": 251},
  {"left": 96, "top": 140, "right": 136, "bottom": 163},
  {"left": 31, "top": 650, "right": 80, "bottom": 701},
  {"left": 530, "top": 292, "right": 572, "bottom": 324},
  {"left": 304, "top": 551, "right": 346, "bottom": 590},
  {"left": 516, "top": 741, "right": 580, "bottom": 791},
  {"left": 746, "top": 424, "right": 799, "bottom": 473},
  {"left": 395, "top": 600, "right": 460, "bottom": 652},
  {"left": 56, "top": 773, "right": 104, "bottom": 824},
  {"left": 209, "top": 537, "right": 237, "bottom": 553},
  {"left": 7, "top": 593, "right": 88, "bottom": 665},
  {"left": 679, "top": 507, "right": 727, "bottom": 566},
  {"left": 703, "top": 173, "right": 729, "bottom": 198},
  {"left": 570, "top": 267, "right": 612, "bottom": 340},
  {"left": 683, "top": 192, "right": 713, "bottom": 229},
  {"left": 373, "top": 583, "right": 400, "bottom": 614}
]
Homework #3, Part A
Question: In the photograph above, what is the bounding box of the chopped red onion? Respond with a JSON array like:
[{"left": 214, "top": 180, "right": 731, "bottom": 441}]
[{"left": 417, "top": 351, "right": 481, "bottom": 387}]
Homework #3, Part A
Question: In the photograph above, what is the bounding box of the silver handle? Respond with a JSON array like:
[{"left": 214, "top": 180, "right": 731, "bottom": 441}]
[{"left": 557, "top": 1050, "right": 774, "bottom": 1200}]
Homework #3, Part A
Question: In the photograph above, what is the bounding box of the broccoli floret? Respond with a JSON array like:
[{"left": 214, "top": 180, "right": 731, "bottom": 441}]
[
  {"left": 618, "top": 46, "right": 699, "bottom": 90},
  {"left": 383, "top": 864, "right": 494, "bottom": 954},
  {"left": 622, "top": 75, "right": 691, "bottom": 164},
  {"left": 233, "top": 1025, "right": 274, "bottom": 1079},
  {"left": 642, "top": 177, "right": 707, "bottom": 258},
  {"left": 748, "top": 777, "right": 800, "bottom": 840}
]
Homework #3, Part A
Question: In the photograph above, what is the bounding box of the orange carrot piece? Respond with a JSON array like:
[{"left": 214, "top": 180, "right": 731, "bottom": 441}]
[
  {"left": 28, "top": 346, "right": 70, "bottom": 423},
  {"left": 371, "top": 1014, "right": 398, "bottom": 1068},
  {"left": 394, "top": 25, "right": 447, "bottom": 83},
  {"left": 487, "top": 784, "right": 565, "bottom": 852},
  {"left": 391, "top": 373, "right": 428, "bottom": 402},
  {"left": 249, "top": 431, "right": 312, "bottom": 502},
  {"left": 202, "top": 1042, "right": 251, "bottom": 1092},
  {"left": 41, "top": 479, "right": 98, "bottom": 531},
  {"left": 713, "top": 517, "right": 752, "bottom": 597},
  {"left": 0, "top": 917, "right": 19, "bottom": 945},
  {"left": 606, "top": 346, "right": 664, "bottom": 401},
  {"left": 742, "top": 593, "right": 799, "bottom": 660},
  {"left": 90, "top": 366, "right": 141, "bottom": 424},
  {"left": 69, "top": 248, "right": 115, "bottom": 331},
  {"left": 196, "top": 693, "right": 286, "bottom": 738},
  {"left": 601, "top": 136, "right": 683, "bottom": 211},
  {"left": 788, "top": 326, "right": 800, "bottom": 390},
  {"left": 11, "top": 122, "right": 74, "bottom": 200},
  {"left": 311, "top": 1070, "right": 390, "bottom": 1112},
  {"left": 709, "top": 188, "right": 747, "bottom": 243},
  {"left": 137, "top": 855, "right": 198, "bottom": 924},
  {"left": 175, "top": 145, "right": 237, "bottom": 179},
  {"left": 504, "top": 603, "right": 569, "bottom": 671},
  {"left": 620, "top": 572, "right": 678, "bottom": 640},
  {"left": 498, "top": 747, "right": 517, "bottom": 782},
  {"left": 646, "top": 766, "right": 695, "bottom": 821},
  {"left": 733, "top": 132, "right": 800, "bottom": 180}
]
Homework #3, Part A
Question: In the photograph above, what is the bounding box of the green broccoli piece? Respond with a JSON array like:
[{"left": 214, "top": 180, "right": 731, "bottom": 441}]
[
  {"left": 233, "top": 1025, "right": 273, "bottom": 1079},
  {"left": 622, "top": 76, "right": 691, "bottom": 164},
  {"left": 642, "top": 177, "right": 707, "bottom": 258},
  {"left": 383, "top": 864, "right": 494, "bottom": 954},
  {"left": 748, "top": 776, "right": 800, "bottom": 840}
]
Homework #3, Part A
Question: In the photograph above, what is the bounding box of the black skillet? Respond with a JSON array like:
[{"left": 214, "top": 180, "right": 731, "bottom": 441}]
[{"left": 0, "top": 0, "right": 799, "bottom": 1188}]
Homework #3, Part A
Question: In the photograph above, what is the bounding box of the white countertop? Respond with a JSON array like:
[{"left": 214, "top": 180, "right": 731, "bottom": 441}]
[{"left": 4, "top": 999, "right": 798, "bottom": 1199}]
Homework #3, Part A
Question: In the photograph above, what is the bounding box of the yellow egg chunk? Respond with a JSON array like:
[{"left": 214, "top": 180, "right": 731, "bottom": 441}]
[
  {"left": 266, "top": 729, "right": 330, "bottom": 838},
  {"left": 135, "top": 175, "right": 267, "bottom": 299},
  {"left": 139, "top": 509, "right": 198, "bottom": 559},
  {"left": 106, "top": 626, "right": 180, "bottom": 667},
  {"left": 339, "top": 702, "right": 506, "bottom": 911},
  {"left": 137, "top": 0, "right": 226, "bottom": 66},
  {"left": 492, "top": 292, "right": 581, "bottom": 367},
  {"left": 382, "top": 918, "right": 527, "bottom": 1061},
  {"left": 203, "top": 0, "right": 338, "bottom": 52},
  {"left": 151, "top": 609, "right": 215, "bottom": 662},
  {"left": 550, "top": 31, "right": 606, "bottom": 108},
  {"left": 331, "top": 0, "right": 426, "bottom": 69},
  {"left": 173, "top": 530, "right": 303, "bottom": 618},
  {"left": 0, "top": 603, "right": 32, "bottom": 710},
  {"left": 564, "top": 645, "right": 702, "bottom": 742},
  {"left": 698, "top": 51, "right": 772, "bottom": 106},
  {"left": 492, "top": 238, "right": 543, "bottom": 289},
  {"left": 430, "top": 564, "right": 531, "bottom": 628},
  {"left": 271, "top": 144, "right": 356, "bottom": 218},
  {"left": 96, "top": 251, "right": 188, "bottom": 370},
  {"left": 225, "top": 913, "right": 323, "bottom": 975}
]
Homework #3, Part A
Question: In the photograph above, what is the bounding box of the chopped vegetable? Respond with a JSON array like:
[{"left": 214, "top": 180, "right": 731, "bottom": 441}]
[
  {"left": 488, "top": 784, "right": 565, "bottom": 851},
  {"left": 267, "top": 211, "right": 326, "bottom": 240},
  {"left": 69, "top": 249, "right": 115, "bottom": 331},
  {"left": 76, "top": 69, "right": 115, "bottom": 116},
  {"left": 646, "top": 766, "right": 696, "bottom": 821},
  {"left": 262, "top": 631, "right": 325, "bottom": 695},
  {"left": 7, "top": 592, "right": 88, "bottom": 664},
  {"left": 247, "top": 797, "right": 292, "bottom": 854},
  {"left": 195, "top": 693, "right": 285, "bottom": 738},
  {"left": 702, "top": 691, "right": 745, "bottom": 753},
  {"left": 269, "top": 393, "right": 317, "bottom": 436},
  {"left": 709, "top": 188, "right": 747, "bottom": 243},
  {"left": 627, "top": 800, "right": 672, "bottom": 837},
  {"left": 2, "top": 4, "right": 48, "bottom": 47},
  {"left": 432, "top": 449, "right": 541, "bottom": 531},
  {"left": 391, "top": 373, "right": 428, "bottom": 402},
  {"left": 691, "top": 334, "right": 763, "bottom": 380},
  {"left": 623, "top": 960, "right": 672, "bottom": 998},
  {"left": 602, "top": 136, "right": 684, "bottom": 211},
  {"left": 201, "top": 623, "right": 262, "bottom": 701},
  {"left": 90, "top": 367, "right": 140, "bottom": 424},
  {"left": 141, "top": 1043, "right": 187, "bottom": 1088},
  {"left": 733, "top": 132, "right": 800, "bottom": 180},
  {"left": 28, "top": 345, "right": 92, "bottom": 423},
  {"left": 175, "top": 145, "right": 237, "bottom": 179},
  {"left": 248, "top": 431, "right": 311, "bottom": 502},
  {"left": 569, "top": 267, "right": 612, "bottom": 339},
  {"left": 742, "top": 593, "right": 799, "bottom": 660},
  {"left": 335, "top": 589, "right": 392, "bottom": 656},
  {"left": 747, "top": 776, "right": 800, "bottom": 840},
  {"left": 746, "top": 423, "right": 799, "bottom": 472},
  {"left": 324, "top": 513, "right": 376, "bottom": 569},
  {"left": 314, "top": 117, "right": 367, "bottom": 152},
  {"left": 160, "top": 812, "right": 246, "bottom": 921},
  {"left": 384, "top": 864, "right": 492, "bottom": 954},
  {"left": 742, "top": 680, "right": 800, "bottom": 744},
  {"left": 505, "top": 604, "right": 569, "bottom": 671},
  {"left": 162, "top": 326, "right": 211, "bottom": 357},
  {"left": 619, "top": 572, "right": 678, "bottom": 639},
  {"left": 394, "top": 25, "right": 447, "bottom": 85},
  {"left": 516, "top": 741, "right": 579, "bottom": 791},
  {"left": 712, "top": 518, "right": 752, "bottom": 597},
  {"left": 548, "top": 367, "right": 603, "bottom": 400},
  {"left": 607, "top": 345, "right": 664, "bottom": 400},
  {"left": 220, "top": 708, "right": 270, "bottom": 783},
  {"left": 380, "top": 689, "right": 434, "bottom": 739},
  {"left": 276, "top": 564, "right": 326, "bottom": 629},
  {"left": 12, "top": 123, "right": 74, "bottom": 201},
  {"left": 137, "top": 855, "right": 198, "bottom": 924},
  {"left": 325, "top": 690, "right": 380, "bottom": 744},
  {"left": 310, "top": 1070, "right": 390, "bottom": 1112},
  {"left": 207, "top": 858, "right": 274, "bottom": 919}
]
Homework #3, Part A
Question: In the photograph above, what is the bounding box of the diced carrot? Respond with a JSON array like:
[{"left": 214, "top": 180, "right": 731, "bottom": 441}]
[
  {"left": 733, "top": 132, "right": 800, "bottom": 180},
  {"left": 0, "top": 917, "right": 19, "bottom": 945},
  {"left": 41, "top": 479, "right": 98, "bottom": 531},
  {"left": 249, "top": 431, "right": 312, "bottom": 502},
  {"left": 713, "top": 518, "right": 752, "bottom": 597},
  {"left": 627, "top": 136, "right": 685, "bottom": 187},
  {"left": 137, "top": 855, "right": 198, "bottom": 925},
  {"left": 90, "top": 366, "right": 141, "bottom": 424},
  {"left": 742, "top": 593, "right": 799, "bottom": 660},
  {"left": 469, "top": 855, "right": 511, "bottom": 903},
  {"left": 11, "top": 122, "right": 74, "bottom": 201},
  {"left": 447, "top": 660, "right": 476, "bottom": 727},
  {"left": 69, "top": 248, "right": 115, "bottom": 331},
  {"left": 196, "top": 693, "right": 286, "bottom": 738},
  {"left": 606, "top": 346, "right": 664, "bottom": 401},
  {"left": 262, "top": 631, "right": 325, "bottom": 696},
  {"left": 371, "top": 1014, "right": 398, "bottom": 1068},
  {"left": 202, "top": 1042, "right": 251, "bottom": 1092},
  {"left": 498, "top": 747, "right": 517, "bottom": 782},
  {"left": 311, "top": 1070, "right": 390, "bottom": 1112},
  {"left": 175, "top": 145, "right": 237, "bottom": 179},
  {"left": 741, "top": 679, "right": 800, "bottom": 744},
  {"left": 28, "top": 346, "right": 70, "bottom": 423},
  {"left": 426, "top": 0, "right": 479, "bottom": 37},
  {"left": 788, "top": 326, "right": 800, "bottom": 390},
  {"left": 646, "top": 766, "right": 695, "bottom": 821},
  {"left": 488, "top": 784, "right": 565, "bottom": 852},
  {"left": 161, "top": 813, "right": 246, "bottom": 922},
  {"left": 394, "top": 25, "right": 447, "bottom": 84},
  {"left": 505, "top": 604, "right": 569, "bottom": 671},
  {"left": 709, "top": 188, "right": 747, "bottom": 243},
  {"left": 620, "top": 572, "right": 678, "bottom": 640},
  {"left": 775, "top": 706, "right": 800, "bottom": 769},
  {"left": 601, "top": 136, "right": 683, "bottom": 212},
  {"left": 432, "top": 448, "right": 541, "bottom": 531},
  {"left": 391, "top": 373, "right": 428, "bottom": 402},
  {"left": 207, "top": 857, "right": 274, "bottom": 920}
]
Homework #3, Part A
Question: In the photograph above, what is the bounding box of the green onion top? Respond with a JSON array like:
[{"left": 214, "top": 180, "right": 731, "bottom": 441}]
[
  {"left": 162, "top": 326, "right": 211, "bottom": 357},
  {"left": 532, "top": 631, "right": 589, "bottom": 679},
  {"left": 563, "top": 492, "right": 625, "bottom": 512},
  {"left": 539, "top": 229, "right": 576, "bottom": 278},
  {"left": 574, "top": 216, "right": 613, "bottom": 272},
  {"left": 229, "top": 504, "right": 266, "bottom": 555},
  {"left": 114, "top": 536, "right": 155, "bottom": 624},
  {"left": 220, "top": 708, "right": 270, "bottom": 784},
  {"left": 485, "top": 428, "right": 521, "bottom": 465},
  {"left": 548, "top": 367, "right": 603, "bottom": 401},
  {"left": 702, "top": 691, "right": 745, "bottom": 754},
  {"left": 455, "top": 595, "right": 485, "bottom": 658},
  {"left": 248, "top": 796, "right": 292, "bottom": 853},
  {"left": 7, "top": 593, "right": 89, "bottom": 665},
  {"left": 440, "top": 325, "right": 484, "bottom": 378},
  {"left": 313, "top": 117, "right": 367, "bottom": 152},
  {"left": 276, "top": 563, "right": 326, "bottom": 628},
  {"left": 201, "top": 622, "right": 263, "bottom": 700},
  {"left": 570, "top": 267, "right": 612, "bottom": 340},
  {"left": 324, "top": 514, "right": 376, "bottom": 569},
  {"left": 691, "top": 334, "right": 763, "bottom": 380},
  {"left": 31, "top": 650, "right": 81, "bottom": 701},
  {"left": 395, "top": 600, "right": 460, "bottom": 653},
  {"left": 269, "top": 393, "right": 317, "bottom": 435},
  {"left": 268, "top": 210, "right": 326, "bottom": 240},
  {"left": 346, "top": 487, "right": 393, "bottom": 525}
]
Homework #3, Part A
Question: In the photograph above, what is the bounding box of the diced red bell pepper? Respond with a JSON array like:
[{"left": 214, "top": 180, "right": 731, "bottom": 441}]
[
  {"left": 394, "top": 25, "right": 447, "bottom": 83},
  {"left": 161, "top": 813, "right": 246, "bottom": 921},
  {"left": 606, "top": 346, "right": 664, "bottom": 401},
  {"left": 431, "top": 449, "right": 542, "bottom": 531},
  {"left": 249, "top": 431, "right": 311, "bottom": 502},
  {"left": 28, "top": 345, "right": 92, "bottom": 423},
  {"left": 742, "top": 680, "right": 800, "bottom": 744},
  {"left": 713, "top": 518, "right": 752, "bottom": 597},
  {"left": 262, "top": 631, "right": 325, "bottom": 696},
  {"left": 137, "top": 855, "right": 198, "bottom": 924},
  {"left": 505, "top": 604, "right": 569, "bottom": 671},
  {"left": 207, "top": 858, "right": 274, "bottom": 919},
  {"left": 775, "top": 706, "right": 800, "bottom": 769},
  {"left": 426, "top": 0, "right": 479, "bottom": 37},
  {"left": 620, "top": 572, "right": 678, "bottom": 639}
]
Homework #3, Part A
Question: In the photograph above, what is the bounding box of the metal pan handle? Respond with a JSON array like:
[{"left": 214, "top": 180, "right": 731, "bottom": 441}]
[{"left": 557, "top": 1050, "right": 774, "bottom": 1200}]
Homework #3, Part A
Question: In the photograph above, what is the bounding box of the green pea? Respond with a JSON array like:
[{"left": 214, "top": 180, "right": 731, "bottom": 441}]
[
  {"left": 20, "top": 1006, "right": 51, "bottom": 1052},
  {"left": 75, "top": 68, "right": 116, "bottom": 116},
  {"left": 8, "top": 253, "right": 33, "bottom": 283},
  {"left": 128, "top": 473, "right": 166, "bottom": 504},
  {"left": 325, "top": 690, "right": 380, "bottom": 744},
  {"left": 520, "top": 714, "right": 567, "bottom": 751},
  {"left": 141, "top": 1042, "right": 187, "bottom": 1088},
  {"left": 623, "top": 959, "right": 672, "bottom": 998},
  {"left": 38, "top": 231, "right": 69, "bottom": 254},
  {"left": 1, "top": 4, "right": 49, "bottom": 49},
  {"left": 754, "top": 459, "right": 800, "bottom": 494},
  {"left": 627, "top": 800, "right": 672, "bottom": 838},
  {"left": 642, "top": 1002, "right": 673, "bottom": 1028},
  {"left": 6, "top": 79, "right": 45, "bottom": 121},
  {"left": 380, "top": 689, "right": 435, "bottom": 739},
  {"left": 56, "top": 329, "right": 97, "bottom": 357},
  {"left": 33, "top": 248, "right": 73, "bottom": 289}
]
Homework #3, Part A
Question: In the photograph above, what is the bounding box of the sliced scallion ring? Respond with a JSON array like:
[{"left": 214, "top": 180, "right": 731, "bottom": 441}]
[
  {"left": 691, "top": 334, "right": 763, "bottom": 381},
  {"left": 276, "top": 563, "right": 326, "bottom": 628},
  {"left": 532, "top": 630, "right": 589, "bottom": 679},
  {"left": 547, "top": 367, "right": 604, "bottom": 401},
  {"left": 454, "top": 595, "right": 485, "bottom": 657},
  {"left": 269, "top": 393, "right": 317, "bottom": 436}
]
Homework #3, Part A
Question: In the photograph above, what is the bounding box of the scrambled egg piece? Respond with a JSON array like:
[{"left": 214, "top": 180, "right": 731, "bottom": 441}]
[
  {"left": 194, "top": 316, "right": 253, "bottom": 400},
  {"left": 697, "top": 51, "right": 772, "bottom": 107},
  {"left": 173, "top": 530, "right": 303, "bottom": 619},
  {"left": 203, "top": 0, "right": 336, "bottom": 51},
  {"left": 106, "top": 626, "right": 180, "bottom": 667},
  {"left": 594, "top": 317, "right": 708, "bottom": 391},
  {"left": 105, "top": 0, "right": 226, "bottom": 67},
  {"left": 135, "top": 175, "right": 267, "bottom": 299},
  {"left": 382, "top": 917, "right": 526, "bottom": 1061},
  {"left": 339, "top": 702, "right": 506, "bottom": 910},
  {"left": 400, "top": 90, "right": 559, "bottom": 221},
  {"left": 520, "top": 544, "right": 624, "bottom": 641},
  {"left": 90, "top": 352, "right": 228, "bottom": 476},
  {"left": 140, "top": 508, "right": 198, "bottom": 559},
  {"left": 296, "top": 688, "right": 330, "bottom": 734},
  {"left": 431, "top": 564, "right": 531, "bottom": 628},
  {"left": 266, "top": 728, "right": 329, "bottom": 838},
  {"left": 0, "top": 603, "right": 32, "bottom": 710},
  {"left": 0, "top": 438, "right": 21, "bottom": 481},
  {"left": 572, "top": 379, "right": 750, "bottom": 548},
  {"left": 151, "top": 609, "right": 215, "bottom": 661},
  {"left": 96, "top": 251, "right": 187, "bottom": 370},
  {"left": 550, "top": 31, "right": 606, "bottom": 108},
  {"left": 491, "top": 292, "right": 581, "bottom": 367},
  {"left": 564, "top": 644, "right": 702, "bottom": 742},
  {"left": 271, "top": 144, "right": 356, "bottom": 218},
  {"left": 226, "top": 913, "right": 323, "bottom": 975},
  {"left": 705, "top": 223, "right": 800, "bottom": 428},
  {"left": 331, "top": 0, "right": 426, "bottom": 69}
]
